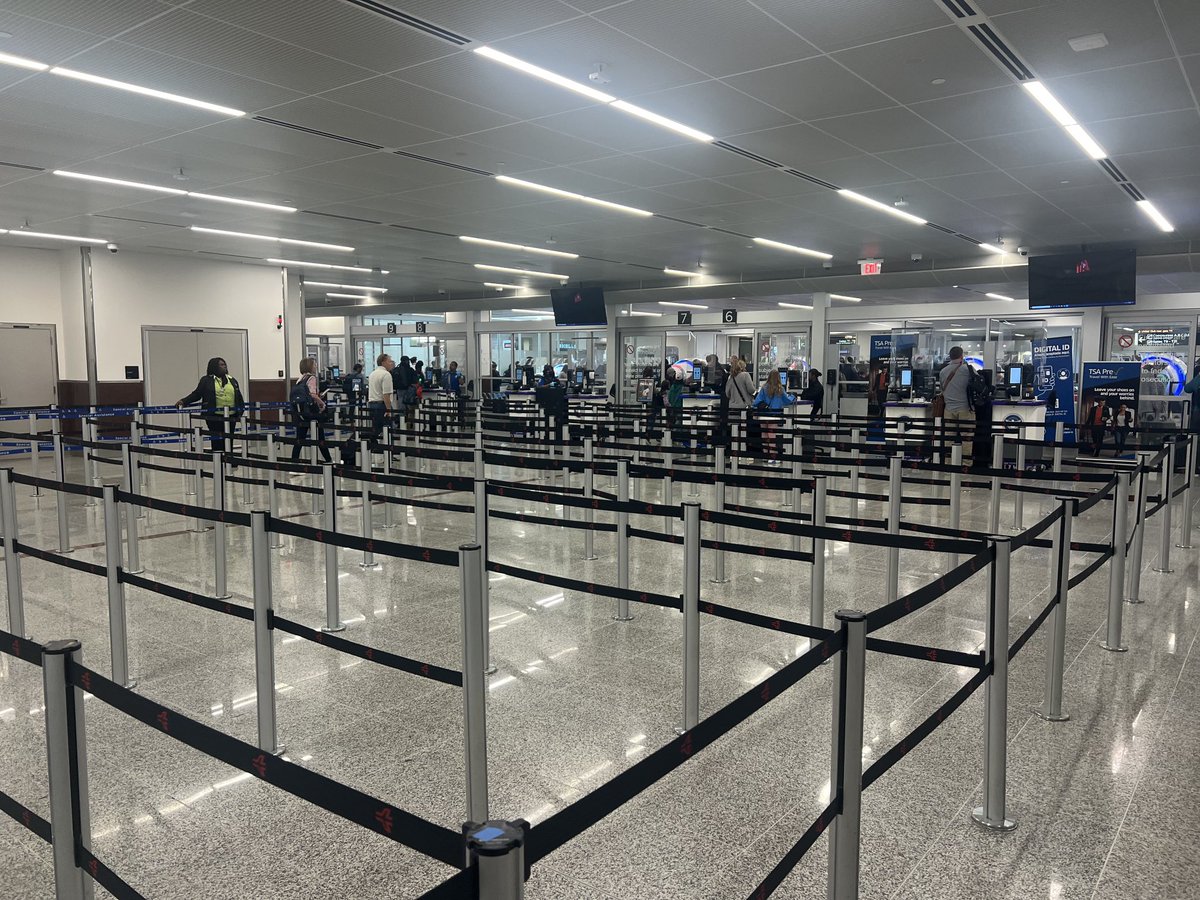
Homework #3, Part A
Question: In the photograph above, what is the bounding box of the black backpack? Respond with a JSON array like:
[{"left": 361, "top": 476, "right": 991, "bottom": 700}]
[
  {"left": 965, "top": 366, "right": 990, "bottom": 410},
  {"left": 289, "top": 377, "right": 318, "bottom": 420}
]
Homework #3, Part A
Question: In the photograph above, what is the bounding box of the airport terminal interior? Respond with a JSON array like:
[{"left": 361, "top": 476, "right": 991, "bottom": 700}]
[{"left": 1, "top": 0, "right": 1200, "bottom": 898}]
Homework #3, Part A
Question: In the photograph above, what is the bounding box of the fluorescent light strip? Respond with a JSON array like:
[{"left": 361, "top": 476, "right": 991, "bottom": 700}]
[
  {"left": 325, "top": 292, "right": 379, "bottom": 300},
  {"left": 473, "top": 46, "right": 616, "bottom": 103},
  {"left": 474, "top": 263, "right": 567, "bottom": 280},
  {"left": 269, "top": 258, "right": 387, "bottom": 274},
  {"left": 186, "top": 193, "right": 296, "bottom": 213},
  {"left": 658, "top": 301, "right": 708, "bottom": 309},
  {"left": 49, "top": 67, "right": 245, "bottom": 117},
  {"left": 977, "top": 243, "right": 1005, "bottom": 254},
  {"left": 512, "top": 308, "right": 552, "bottom": 314},
  {"left": 54, "top": 170, "right": 187, "bottom": 195},
  {"left": 609, "top": 100, "right": 713, "bottom": 142},
  {"left": 1136, "top": 200, "right": 1175, "bottom": 232},
  {"left": 483, "top": 282, "right": 528, "bottom": 290},
  {"left": 622, "top": 310, "right": 663, "bottom": 316},
  {"left": 1063, "top": 124, "right": 1107, "bottom": 160},
  {"left": 985, "top": 293, "right": 1016, "bottom": 302},
  {"left": 2, "top": 229, "right": 108, "bottom": 245},
  {"left": 778, "top": 301, "right": 813, "bottom": 310},
  {"left": 829, "top": 294, "right": 861, "bottom": 303},
  {"left": 838, "top": 189, "right": 928, "bottom": 225},
  {"left": 191, "top": 226, "right": 352, "bottom": 252},
  {"left": 0, "top": 51, "right": 48, "bottom": 71},
  {"left": 752, "top": 236, "right": 833, "bottom": 260},
  {"left": 302, "top": 281, "right": 386, "bottom": 293},
  {"left": 459, "top": 235, "right": 577, "bottom": 259},
  {"left": 663, "top": 268, "right": 702, "bottom": 277},
  {"left": 495, "top": 175, "right": 653, "bottom": 217},
  {"left": 1022, "top": 82, "right": 1076, "bottom": 127}
]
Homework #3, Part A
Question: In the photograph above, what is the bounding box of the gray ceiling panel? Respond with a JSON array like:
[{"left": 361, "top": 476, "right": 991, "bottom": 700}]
[
  {"left": 1003, "top": 159, "right": 1115, "bottom": 193},
  {"left": 926, "top": 169, "right": 1030, "bottom": 201},
  {"left": 0, "top": 0, "right": 173, "bottom": 38},
  {"left": 258, "top": 97, "right": 446, "bottom": 151},
  {"left": 568, "top": 153, "right": 694, "bottom": 188},
  {"left": 621, "top": 80, "right": 796, "bottom": 138},
  {"left": 994, "top": 0, "right": 1175, "bottom": 79},
  {"left": 1117, "top": 146, "right": 1200, "bottom": 183},
  {"left": 396, "top": 136, "right": 545, "bottom": 176},
  {"left": 528, "top": 104, "right": 693, "bottom": 153},
  {"left": 965, "top": 127, "right": 1085, "bottom": 169},
  {"left": 831, "top": 26, "right": 1012, "bottom": 105},
  {"left": 912, "top": 85, "right": 1046, "bottom": 141},
  {"left": 711, "top": 169, "right": 830, "bottom": 200},
  {"left": 723, "top": 56, "right": 895, "bottom": 122},
  {"left": 595, "top": 0, "right": 819, "bottom": 78},
  {"left": 295, "top": 153, "right": 484, "bottom": 195},
  {"left": 750, "top": 0, "right": 952, "bottom": 54},
  {"left": 0, "top": 11, "right": 120, "bottom": 64},
  {"left": 1047, "top": 59, "right": 1196, "bottom": 124},
  {"left": 812, "top": 106, "right": 951, "bottom": 153},
  {"left": 1160, "top": 0, "right": 1200, "bottom": 55},
  {"left": 875, "top": 142, "right": 996, "bottom": 179},
  {"left": 803, "top": 155, "right": 909, "bottom": 190},
  {"left": 635, "top": 144, "right": 763, "bottom": 178},
  {"left": 380, "top": 0, "right": 582, "bottom": 43},
  {"left": 1087, "top": 110, "right": 1200, "bottom": 156},
  {"left": 727, "top": 124, "right": 858, "bottom": 166},
  {"left": 322, "top": 76, "right": 515, "bottom": 139},
  {"left": 463, "top": 123, "right": 616, "bottom": 167}
]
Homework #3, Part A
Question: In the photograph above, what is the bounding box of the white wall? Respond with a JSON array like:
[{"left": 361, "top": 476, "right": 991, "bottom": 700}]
[
  {"left": 306, "top": 316, "right": 346, "bottom": 336},
  {"left": 0, "top": 245, "right": 70, "bottom": 376},
  {"left": 89, "top": 251, "right": 286, "bottom": 381}
]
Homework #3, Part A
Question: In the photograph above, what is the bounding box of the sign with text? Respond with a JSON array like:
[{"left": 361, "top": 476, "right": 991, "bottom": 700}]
[
  {"left": 677, "top": 311, "right": 692, "bottom": 325},
  {"left": 386, "top": 322, "right": 397, "bottom": 334},
  {"left": 1081, "top": 362, "right": 1141, "bottom": 422},
  {"left": 859, "top": 258, "right": 883, "bottom": 276},
  {"left": 722, "top": 308, "right": 737, "bottom": 324},
  {"left": 1032, "top": 336, "right": 1076, "bottom": 443},
  {"left": 415, "top": 322, "right": 427, "bottom": 334}
]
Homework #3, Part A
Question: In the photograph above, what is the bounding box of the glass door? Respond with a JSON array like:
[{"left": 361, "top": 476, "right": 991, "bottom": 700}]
[
  {"left": 620, "top": 331, "right": 666, "bottom": 403},
  {"left": 1108, "top": 320, "right": 1194, "bottom": 429},
  {"left": 755, "top": 329, "right": 811, "bottom": 388}
]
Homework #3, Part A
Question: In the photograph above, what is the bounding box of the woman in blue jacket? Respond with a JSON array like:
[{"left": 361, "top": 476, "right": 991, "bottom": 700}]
[{"left": 753, "top": 369, "right": 795, "bottom": 462}]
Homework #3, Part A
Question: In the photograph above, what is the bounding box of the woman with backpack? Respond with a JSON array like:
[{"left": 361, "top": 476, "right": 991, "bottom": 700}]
[
  {"left": 176, "top": 357, "right": 243, "bottom": 454},
  {"left": 289, "top": 357, "right": 332, "bottom": 463},
  {"left": 753, "top": 369, "right": 796, "bottom": 461}
]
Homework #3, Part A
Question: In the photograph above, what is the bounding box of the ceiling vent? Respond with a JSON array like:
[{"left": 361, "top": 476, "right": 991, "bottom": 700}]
[
  {"left": 0, "top": 159, "right": 43, "bottom": 172},
  {"left": 253, "top": 116, "right": 384, "bottom": 150},
  {"left": 713, "top": 141, "right": 786, "bottom": 168},
  {"left": 341, "top": 0, "right": 470, "bottom": 45},
  {"left": 939, "top": 0, "right": 977, "bottom": 18},
  {"left": 967, "top": 23, "right": 1034, "bottom": 80},
  {"left": 392, "top": 149, "right": 492, "bottom": 176}
]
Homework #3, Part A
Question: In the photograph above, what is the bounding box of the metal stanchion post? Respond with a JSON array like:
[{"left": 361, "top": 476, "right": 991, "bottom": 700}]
[
  {"left": 213, "top": 452, "right": 230, "bottom": 599},
  {"left": 119, "top": 445, "right": 142, "bottom": 575},
  {"left": 266, "top": 434, "right": 281, "bottom": 550},
  {"left": 382, "top": 427, "right": 396, "bottom": 530},
  {"left": 474, "top": 478, "right": 496, "bottom": 675},
  {"left": 53, "top": 433, "right": 72, "bottom": 553},
  {"left": 948, "top": 443, "right": 964, "bottom": 569},
  {"left": 459, "top": 542, "right": 490, "bottom": 823},
  {"left": 989, "top": 434, "right": 1004, "bottom": 534},
  {"left": 191, "top": 426, "right": 206, "bottom": 533},
  {"left": 1154, "top": 448, "right": 1174, "bottom": 573},
  {"left": 972, "top": 536, "right": 1015, "bottom": 831},
  {"left": 183, "top": 418, "right": 196, "bottom": 496},
  {"left": 0, "top": 469, "right": 25, "bottom": 636},
  {"left": 811, "top": 476, "right": 827, "bottom": 630},
  {"left": 679, "top": 501, "right": 701, "bottom": 734},
  {"left": 251, "top": 511, "right": 284, "bottom": 755},
  {"left": 710, "top": 446, "right": 729, "bottom": 585},
  {"left": 1127, "top": 453, "right": 1150, "bottom": 605},
  {"left": 28, "top": 412, "right": 42, "bottom": 497},
  {"left": 885, "top": 454, "right": 902, "bottom": 604},
  {"left": 309, "top": 420, "right": 321, "bottom": 517},
  {"left": 1037, "top": 497, "right": 1074, "bottom": 722},
  {"left": 239, "top": 417, "right": 251, "bottom": 507},
  {"left": 583, "top": 436, "right": 597, "bottom": 560},
  {"left": 560, "top": 424, "right": 570, "bottom": 499},
  {"left": 102, "top": 485, "right": 134, "bottom": 688},
  {"left": 827, "top": 609, "right": 867, "bottom": 900},
  {"left": 849, "top": 427, "right": 861, "bottom": 521},
  {"left": 1052, "top": 421, "right": 1064, "bottom": 475},
  {"left": 615, "top": 459, "right": 634, "bottom": 619},
  {"left": 1178, "top": 436, "right": 1196, "bottom": 549},
  {"left": 321, "top": 464, "right": 344, "bottom": 633},
  {"left": 359, "top": 439, "right": 379, "bottom": 570},
  {"left": 1102, "top": 471, "right": 1130, "bottom": 652},
  {"left": 83, "top": 409, "right": 97, "bottom": 507},
  {"left": 467, "top": 820, "right": 527, "bottom": 900},
  {"left": 662, "top": 449, "right": 674, "bottom": 535},
  {"left": 1012, "top": 430, "right": 1027, "bottom": 532},
  {"left": 41, "top": 640, "right": 93, "bottom": 900}
]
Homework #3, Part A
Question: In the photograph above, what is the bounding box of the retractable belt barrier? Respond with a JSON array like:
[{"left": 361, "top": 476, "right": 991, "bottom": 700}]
[
  {"left": 119, "top": 570, "right": 253, "bottom": 621},
  {"left": 865, "top": 546, "right": 996, "bottom": 634},
  {"left": 268, "top": 516, "right": 459, "bottom": 567},
  {"left": 486, "top": 559, "right": 680, "bottom": 611}
]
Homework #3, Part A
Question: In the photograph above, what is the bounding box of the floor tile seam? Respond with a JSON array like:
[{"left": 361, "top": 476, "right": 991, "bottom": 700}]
[{"left": 1088, "top": 620, "right": 1200, "bottom": 900}]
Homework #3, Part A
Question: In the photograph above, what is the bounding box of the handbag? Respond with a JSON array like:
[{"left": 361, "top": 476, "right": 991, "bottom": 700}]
[{"left": 931, "top": 393, "right": 946, "bottom": 418}]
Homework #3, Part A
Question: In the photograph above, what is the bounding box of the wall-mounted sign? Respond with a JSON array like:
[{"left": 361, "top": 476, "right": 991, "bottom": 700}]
[
  {"left": 1136, "top": 327, "right": 1190, "bottom": 347},
  {"left": 722, "top": 308, "right": 737, "bottom": 324},
  {"left": 124, "top": 366, "right": 139, "bottom": 380},
  {"left": 1117, "top": 334, "right": 1134, "bottom": 348},
  {"left": 386, "top": 322, "right": 397, "bottom": 334},
  {"left": 677, "top": 311, "right": 692, "bottom": 325},
  {"left": 415, "top": 322, "right": 427, "bottom": 334}
]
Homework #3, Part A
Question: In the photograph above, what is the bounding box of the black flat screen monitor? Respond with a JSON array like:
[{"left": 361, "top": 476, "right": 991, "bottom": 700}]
[
  {"left": 1028, "top": 249, "right": 1136, "bottom": 309},
  {"left": 691, "top": 368, "right": 702, "bottom": 385},
  {"left": 551, "top": 287, "right": 607, "bottom": 326},
  {"left": 1007, "top": 365, "right": 1023, "bottom": 386},
  {"left": 786, "top": 370, "right": 802, "bottom": 389},
  {"left": 329, "top": 366, "right": 340, "bottom": 379}
]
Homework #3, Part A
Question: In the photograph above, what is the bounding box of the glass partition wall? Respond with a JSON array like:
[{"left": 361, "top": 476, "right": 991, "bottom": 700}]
[
  {"left": 480, "top": 330, "right": 607, "bottom": 387},
  {"left": 1105, "top": 317, "right": 1196, "bottom": 429}
]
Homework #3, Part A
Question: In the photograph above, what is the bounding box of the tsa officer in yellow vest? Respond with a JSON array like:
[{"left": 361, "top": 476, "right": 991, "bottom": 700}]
[{"left": 177, "top": 357, "right": 244, "bottom": 454}]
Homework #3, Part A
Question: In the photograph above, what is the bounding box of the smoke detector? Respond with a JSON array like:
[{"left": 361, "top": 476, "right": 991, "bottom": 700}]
[
  {"left": 893, "top": 197, "right": 908, "bottom": 208},
  {"left": 588, "top": 63, "right": 611, "bottom": 85}
]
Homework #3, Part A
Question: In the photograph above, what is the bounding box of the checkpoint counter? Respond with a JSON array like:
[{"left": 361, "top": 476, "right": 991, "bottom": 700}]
[
  {"left": 991, "top": 399, "right": 1047, "bottom": 430},
  {"left": 883, "top": 401, "right": 933, "bottom": 443}
]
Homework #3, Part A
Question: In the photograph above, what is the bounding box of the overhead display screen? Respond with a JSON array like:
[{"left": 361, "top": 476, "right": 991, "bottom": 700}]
[
  {"left": 551, "top": 286, "right": 607, "bottom": 326},
  {"left": 1028, "top": 250, "right": 1136, "bottom": 309}
]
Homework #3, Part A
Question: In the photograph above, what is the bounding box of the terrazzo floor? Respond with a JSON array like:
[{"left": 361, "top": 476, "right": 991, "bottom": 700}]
[{"left": 0, "top": 438, "right": 1196, "bottom": 899}]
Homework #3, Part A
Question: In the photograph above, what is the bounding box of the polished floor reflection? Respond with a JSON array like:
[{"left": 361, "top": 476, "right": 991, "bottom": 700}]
[{"left": 0, "top": 447, "right": 1196, "bottom": 899}]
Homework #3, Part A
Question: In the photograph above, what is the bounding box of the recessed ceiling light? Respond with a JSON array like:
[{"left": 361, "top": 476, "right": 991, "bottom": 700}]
[
  {"left": 495, "top": 175, "right": 653, "bottom": 217},
  {"left": 1068, "top": 33, "right": 1109, "bottom": 52},
  {"left": 838, "top": 189, "right": 927, "bottom": 225},
  {"left": 460, "top": 235, "right": 578, "bottom": 259},
  {"left": 778, "top": 301, "right": 813, "bottom": 310},
  {"left": 325, "top": 292, "right": 378, "bottom": 300},
  {"left": 303, "top": 281, "right": 386, "bottom": 293},
  {"left": 186, "top": 192, "right": 296, "bottom": 213},
  {"left": 54, "top": 170, "right": 187, "bottom": 195},
  {"left": 49, "top": 66, "right": 245, "bottom": 116},
  {"left": 658, "top": 301, "right": 708, "bottom": 309},
  {"left": 269, "top": 258, "right": 387, "bottom": 274},
  {"left": 512, "top": 307, "right": 552, "bottom": 314},
  {"left": 0, "top": 50, "right": 47, "bottom": 71},
  {"left": 931, "top": 78, "right": 946, "bottom": 85},
  {"left": 978, "top": 243, "right": 1005, "bottom": 254},
  {"left": 1022, "top": 81, "right": 1108, "bottom": 160},
  {"left": 752, "top": 236, "right": 833, "bottom": 260},
  {"left": 663, "top": 267, "right": 702, "bottom": 277},
  {"left": 191, "top": 226, "right": 352, "bottom": 251},
  {"left": 3, "top": 229, "right": 108, "bottom": 244},
  {"left": 621, "top": 310, "right": 663, "bottom": 316},
  {"left": 1136, "top": 200, "right": 1175, "bottom": 232},
  {"left": 474, "top": 263, "right": 568, "bottom": 280},
  {"left": 483, "top": 282, "right": 526, "bottom": 290},
  {"left": 610, "top": 100, "right": 714, "bottom": 142},
  {"left": 1063, "top": 124, "right": 1107, "bottom": 159}
]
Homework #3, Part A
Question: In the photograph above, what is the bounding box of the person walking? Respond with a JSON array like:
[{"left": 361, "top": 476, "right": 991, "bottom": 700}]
[
  {"left": 1082, "top": 397, "right": 1108, "bottom": 457},
  {"left": 753, "top": 368, "right": 796, "bottom": 461},
  {"left": 938, "top": 347, "right": 974, "bottom": 462},
  {"left": 367, "top": 353, "right": 395, "bottom": 443},
  {"left": 176, "top": 357, "right": 243, "bottom": 454},
  {"left": 290, "top": 358, "right": 332, "bottom": 462}
]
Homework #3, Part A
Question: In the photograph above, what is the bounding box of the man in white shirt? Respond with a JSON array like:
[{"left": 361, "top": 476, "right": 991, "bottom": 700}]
[{"left": 367, "top": 353, "right": 395, "bottom": 439}]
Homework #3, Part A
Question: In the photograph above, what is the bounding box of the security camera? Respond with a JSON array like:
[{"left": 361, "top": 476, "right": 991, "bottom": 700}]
[
  {"left": 910, "top": 252, "right": 923, "bottom": 262},
  {"left": 588, "top": 63, "right": 611, "bottom": 85},
  {"left": 1017, "top": 246, "right": 1030, "bottom": 257},
  {"left": 105, "top": 242, "right": 119, "bottom": 254},
  {"left": 821, "top": 260, "right": 833, "bottom": 270}
]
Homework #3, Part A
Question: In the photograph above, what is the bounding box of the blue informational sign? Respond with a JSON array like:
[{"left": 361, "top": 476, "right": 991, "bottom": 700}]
[
  {"left": 1081, "top": 362, "right": 1142, "bottom": 412},
  {"left": 1032, "top": 336, "right": 1076, "bottom": 443}
]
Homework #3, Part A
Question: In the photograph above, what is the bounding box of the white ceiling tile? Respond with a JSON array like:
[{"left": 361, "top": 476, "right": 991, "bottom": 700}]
[
  {"left": 0, "top": 0, "right": 172, "bottom": 37},
  {"left": 875, "top": 143, "right": 996, "bottom": 179},
  {"left": 621, "top": 80, "right": 796, "bottom": 138},
  {"left": 1046, "top": 59, "right": 1197, "bottom": 123},
  {"left": 463, "top": 123, "right": 616, "bottom": 167},
  {"left": 725, "top": 123, "right": 858, "bottom": 166},
  {"left": 912, "top": 85, "right": 1044, "bottom": 141},
  {"left": 751, "top": 0, "right": 953, "bottom": 53},
  {"left": 1088, "top": 110, "right": 1200, "bottom": 156},
  {"left": 1160, "top": 0, "right": 1200, "bottom": 55},
  {"left": 529, "top": 104, "right": 692, "bottom": 153},
  {"left": 812, "top": 107, "right": 951, "bottom": 153},
  {"left": 374, "top": 0, "right": 581, "bottom": 43},
  {"left": 723, "top": 57, "right": 895, "bottom": 122},
  {"left": 322, "top": 75, "right": 515, "bottom": 139}
]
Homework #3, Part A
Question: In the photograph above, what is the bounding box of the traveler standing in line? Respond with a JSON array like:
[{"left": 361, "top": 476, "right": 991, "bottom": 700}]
[
  {"left": 753, "top": 368, "right": 796, "bottom": 461},
  {"left": 802, "top": 370, "right": 824, "bottom": 418},
  {"left": 446, "top": 361, "right": 465, "bottom": 429},
  {"left": 367, "top": 353, "right": 395, "bottom": 442},
  {"left": 393, "top": 356, "right": 417, "bottom": 427},
  {"left": 341, "top": 363, "right": 366, "bottom": 427},
  {"left": 938, "top": 346, "right": 974, "bottom": 462},
  {"left": 1112, "top": 402, "right": 1135, "bottom": 457},
  {"left": 725, "top": 357, "right": 756, "bottom": 455},
  {"left": 176, "top": 357, "right": 243, "bottom": 454},
  {"left": 290, "top": 358, "right": 332, "bottom": 463}
]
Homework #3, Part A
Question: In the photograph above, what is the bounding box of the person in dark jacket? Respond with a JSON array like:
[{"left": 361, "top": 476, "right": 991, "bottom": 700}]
[
  {"left": 801, "top": 370, "right": 824, "bottom": 418},
  {"left": 392, "top": 356, "right": 414, "bottom": 422},
  {"left": 176, "top": 357, "right": 243, "bottom": 454}
]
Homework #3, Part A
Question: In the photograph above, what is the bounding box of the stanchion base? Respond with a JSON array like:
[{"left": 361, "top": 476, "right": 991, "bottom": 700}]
[
  {"left": 583, "top": 554, "right": 599, "bottom": 561},
  {"left": 971, "top": 808, "right": 1016, "bottom": 831},
  {"left": 1153, "top": 567, "right": 1174, "bottom": 574},
  {"left": 1033, "top": 708, "right": 1070, "bottom": 722},
  {"left": 1175, "top": 543, "right": 1194, "bottom": 550},
  {"left": 125, "top": 567, "right": 145, "bottom": 576},
  {"left": 709, "top": 577, "right": 730, "bottom": 585},
  {"left": 381, "top": 523, "right": 399, "bottom": 530},
  {"left": 214, "top": 593, "right": 232, "bottom": 601},
  {"left": 613, "top": 614, "right": 634, "bottom": 622},
  {"left": 359, "top": 562, "right": 382, "bottom": 571},
  {"left": 1125, "top": 597, "right": 1145, "bottom": 605},
  {"left": 321, "top": 624, "right": 346, "bottom": 634},
  {"left": 1100, "top": 642, "right": 1128, "bottom": 653},
  {"left": 122, "top": 679, "right": 138, "bottom": 690},
  {"left": 484, "top": 663, "right": 498, "bottom": 676}
]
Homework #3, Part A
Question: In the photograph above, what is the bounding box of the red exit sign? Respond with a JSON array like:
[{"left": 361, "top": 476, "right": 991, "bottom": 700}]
[{"left": 859, "top": 258, "right": 883, "bottom": 276}]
